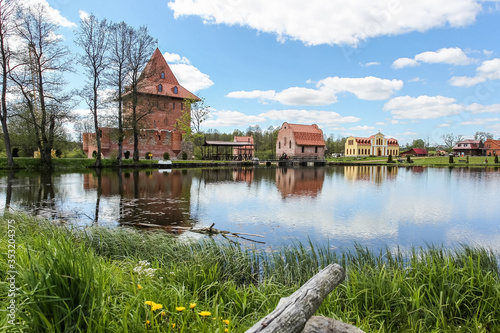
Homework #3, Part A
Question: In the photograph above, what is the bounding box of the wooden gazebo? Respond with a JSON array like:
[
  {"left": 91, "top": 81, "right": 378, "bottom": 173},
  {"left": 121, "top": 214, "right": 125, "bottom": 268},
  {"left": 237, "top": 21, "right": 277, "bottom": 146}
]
[{"left": 201, "top": 140, "right": 255, "bottom": 160}]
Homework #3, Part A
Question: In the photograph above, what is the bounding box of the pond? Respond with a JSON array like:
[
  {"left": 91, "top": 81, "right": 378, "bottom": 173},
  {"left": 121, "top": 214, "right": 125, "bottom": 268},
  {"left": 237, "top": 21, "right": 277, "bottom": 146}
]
[{"left": 1, "top": 165, "right": 499, "bottom": 251}]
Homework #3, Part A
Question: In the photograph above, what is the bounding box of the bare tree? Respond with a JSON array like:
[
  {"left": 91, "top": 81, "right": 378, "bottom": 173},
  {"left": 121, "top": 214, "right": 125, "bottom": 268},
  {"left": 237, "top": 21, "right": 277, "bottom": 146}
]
[
  {"left": 75, "top": 13, "right": 109, "bottom": 167},
  {"left": 441, "top": 133, "right": 463, "bottom": 151},
  {"left": 189, "top": 97, "right": 210, "bottom": 134},
  {"left": 107, "top": 21, "right": 131, "bottom": 166},
  {"left": 0, "top": 0, "right": 17, "bottom": 167},
  {"left": 125, "top": 25, "right": 156, "bottom": 162},
  {"left": 473, "top": 131, "right": 493, "bottom": 142},
  {"left": 11, "top": 3, "right": 74, "bottom": 169}
]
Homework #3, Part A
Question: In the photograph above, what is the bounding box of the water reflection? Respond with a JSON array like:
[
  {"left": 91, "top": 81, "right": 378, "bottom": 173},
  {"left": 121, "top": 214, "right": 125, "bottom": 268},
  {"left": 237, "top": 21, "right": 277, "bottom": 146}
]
[
  {"left": 276, "top": 168, "right": 324, "bottom": 198},
  {"left": 344, "top": 165, "right": 398, "bottom": 182},
  {"left": 1, "top": 166, "right": 500, "bottom": 251}
]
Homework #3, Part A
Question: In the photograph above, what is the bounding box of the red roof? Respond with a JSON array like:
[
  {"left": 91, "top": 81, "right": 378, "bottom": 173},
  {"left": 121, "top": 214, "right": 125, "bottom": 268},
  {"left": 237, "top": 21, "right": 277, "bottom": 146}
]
[
  {"left": 136, "top": 48, "right": 199, "bottom": 100},
  {"left": 288, "top": 123, "right": 325, "bottom": 146},
  {"left": 412, "top": 148, "right": 428, "bottom": 155}
]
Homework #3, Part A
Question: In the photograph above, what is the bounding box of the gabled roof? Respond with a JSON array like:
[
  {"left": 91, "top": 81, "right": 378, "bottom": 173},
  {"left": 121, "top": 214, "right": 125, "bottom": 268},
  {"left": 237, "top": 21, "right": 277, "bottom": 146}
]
[
  {"left": 136, "top": 48, "right": 200, "bottom": 100},
  {"left": 286, "top": 123, "right": 325, "bottom": 146},
  {"left": 411, "top": 148, "right": 428, "bottom": 155}
]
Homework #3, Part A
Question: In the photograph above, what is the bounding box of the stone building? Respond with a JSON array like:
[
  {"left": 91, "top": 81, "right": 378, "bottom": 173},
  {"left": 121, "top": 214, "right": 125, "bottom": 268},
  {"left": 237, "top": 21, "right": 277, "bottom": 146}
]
[
  {"left": 344, "top": 132, "right": 399, "bottom": 157},
  {"left": 83, "top": 48, "right": 199, "bottom": 159},
  {"left": 275, "top": 122, "right": 326, "bottom": 159}
]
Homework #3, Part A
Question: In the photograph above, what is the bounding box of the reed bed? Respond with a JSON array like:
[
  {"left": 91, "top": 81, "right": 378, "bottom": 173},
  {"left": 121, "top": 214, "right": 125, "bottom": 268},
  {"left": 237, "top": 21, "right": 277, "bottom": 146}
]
[{"left": 1, "top": 213, "right": 499, "bottom": 332}]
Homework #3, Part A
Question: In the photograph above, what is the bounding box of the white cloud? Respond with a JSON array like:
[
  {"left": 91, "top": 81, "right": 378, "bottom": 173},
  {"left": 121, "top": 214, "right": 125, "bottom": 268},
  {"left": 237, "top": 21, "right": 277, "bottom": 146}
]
[
  {"left": 461, "top": 118, "right": 500, "bottom": 125},
  {"left": 408, "top": 77, "right": 424, "bottom": 83},
  {"left": 79, "top": 10, "right": 90, "bottom": 21},
  {"left": 361, "top": 61, "right": 380, "bottom": 67},
  {"left": 203, "top": 110, "right": 266, "bottom": 127},
  {"left": 162, "top": 52, "right": 213, "bottom": 92},
  {"left": 227, "top": 76, "right": 402, "bottom": 106},
  {"left": 349, "top": 125, "right": 375, "bottom": 131},
  {"left": 375, "top": 122, "right": 386, "bottom": 126},
  {"left": 261, "top": 109, "right": 360, "bottom": 127},
  {"left": 466, "top": 103, "right": 500, "bottom": 114},
  {"left": 392, "top": 47, "right": 473, "bottom": 69},
  {"left": 438, "top": 123, "right": 451, "bottom": 127},
  {"left": 384, "top": 95, "right": 465, "bottom": 119},
  {"left": 317, "top": 76, "right": 403, "bottom": 100},
  {"left": 392, "top": 57, "right": 418, "bottom": 69},
  {"left": 22, "top": 0, "right": 76, "bottom": 27},
  {"left": 449, "top": 58, "right": 500, "bottom": 87},
  {"left": 168, "top": 0, "right": 481, "bottom": 46}
]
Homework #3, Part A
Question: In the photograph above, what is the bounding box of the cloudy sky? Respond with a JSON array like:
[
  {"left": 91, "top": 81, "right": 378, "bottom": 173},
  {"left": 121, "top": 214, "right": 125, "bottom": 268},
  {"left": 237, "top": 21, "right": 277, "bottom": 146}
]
[{"left": 41, "top": 0, "right": 500, "bottom": 144}]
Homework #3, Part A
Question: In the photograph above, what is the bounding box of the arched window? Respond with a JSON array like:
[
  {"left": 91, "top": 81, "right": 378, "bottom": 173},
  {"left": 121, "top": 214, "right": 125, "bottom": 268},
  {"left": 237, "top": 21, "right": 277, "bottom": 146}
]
[
  {"left": 174, "top": 86, "right": 178, "bottom": 94},
  {"left": 158, "top": 84, "right": 163, "bottom": 92},
  {"left": 161, "top": 72, "right": 165, "bottom": 79}
]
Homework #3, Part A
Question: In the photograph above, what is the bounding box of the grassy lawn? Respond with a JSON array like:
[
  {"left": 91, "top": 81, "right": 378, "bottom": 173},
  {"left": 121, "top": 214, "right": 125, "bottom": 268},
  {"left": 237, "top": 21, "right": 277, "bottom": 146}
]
[
  {"left": 2, "top": 213, "right": 500, "bottom": 332},
  {"left": 328, "top": 156, "right": 500, "bottom": 167}
]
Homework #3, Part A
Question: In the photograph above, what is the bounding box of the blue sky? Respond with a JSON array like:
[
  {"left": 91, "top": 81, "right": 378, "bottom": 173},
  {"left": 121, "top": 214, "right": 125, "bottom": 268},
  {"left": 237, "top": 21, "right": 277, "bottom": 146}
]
[{"left": 40, "top": 0, "right": 500, "bottom": 145}]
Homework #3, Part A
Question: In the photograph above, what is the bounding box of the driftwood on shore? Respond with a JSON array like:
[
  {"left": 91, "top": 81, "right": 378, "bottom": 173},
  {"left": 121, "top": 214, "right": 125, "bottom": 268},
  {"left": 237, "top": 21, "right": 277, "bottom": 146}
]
[
  {"left": 121, "top": 222, "right": 265, "bottom": 244},
  {"left": 245, "top": 263, "right": 364, "bottom": 333}
]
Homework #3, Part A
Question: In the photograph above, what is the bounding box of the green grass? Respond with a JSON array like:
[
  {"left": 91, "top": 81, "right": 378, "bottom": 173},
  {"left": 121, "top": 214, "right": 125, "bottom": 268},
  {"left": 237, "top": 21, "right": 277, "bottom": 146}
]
[
  {"left": 1, "top": 213, "right": 499, "bottom": 332},
  {"left": 328, "top": 156, "right": 500, "bottom": 167}
]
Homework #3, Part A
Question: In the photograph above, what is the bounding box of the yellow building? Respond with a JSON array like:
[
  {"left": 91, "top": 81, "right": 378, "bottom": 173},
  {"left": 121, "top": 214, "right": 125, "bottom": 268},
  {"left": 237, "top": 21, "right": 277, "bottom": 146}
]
[{"left": 344, "top": 132, "right": 399, "bottom": 157}]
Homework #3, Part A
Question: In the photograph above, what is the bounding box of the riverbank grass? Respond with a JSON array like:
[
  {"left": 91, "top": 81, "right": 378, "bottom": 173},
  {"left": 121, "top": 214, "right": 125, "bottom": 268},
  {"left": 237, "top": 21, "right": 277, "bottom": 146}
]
[{"left": 1, "top": 213, "right": 499, "bottom": 332}]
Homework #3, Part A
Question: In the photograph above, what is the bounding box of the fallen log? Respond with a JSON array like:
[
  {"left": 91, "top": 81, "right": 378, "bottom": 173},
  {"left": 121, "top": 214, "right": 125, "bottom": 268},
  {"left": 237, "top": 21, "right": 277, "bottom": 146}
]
[
  {"left": 245, "top": 263, "right": 347, "bottom": 333},
  {"left": 120, "top": 222, "right": 265, "bottom": 244}
]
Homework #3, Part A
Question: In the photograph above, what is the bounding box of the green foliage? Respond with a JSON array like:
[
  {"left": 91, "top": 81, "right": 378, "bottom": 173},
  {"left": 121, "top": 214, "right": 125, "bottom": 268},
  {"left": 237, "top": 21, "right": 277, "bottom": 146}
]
[
  {"left": 495, "top": 155, "right": 499, "bottom": 163},
  {"left": 449, "top": 155, "right": 454, "bottom": 164},
  {"left": 2, "top": 213, "right": 500, "bottom": 332},
  {"left": 181, "top": 151, "right": 188, "bottom": 160},
  {"left": 64, "top": 148, "right": 87, "bottom": 158},
  {"left": 406, "top": 155, "right": 412, "bottom": 163},
  {"left": 55, "top": 149, "right": 62, "bottom": 158},
  {"left": 162, "top": 152, "right": 170, "bottom": 160},
  {"left": 466, "top": 155, "right": 469, "bottom": 163},
  {"left": 92, "top": 150, "right": 97, "bottom": 158},
  {"left": 387, "top": 154, "right": 393, "bottom": 163}
]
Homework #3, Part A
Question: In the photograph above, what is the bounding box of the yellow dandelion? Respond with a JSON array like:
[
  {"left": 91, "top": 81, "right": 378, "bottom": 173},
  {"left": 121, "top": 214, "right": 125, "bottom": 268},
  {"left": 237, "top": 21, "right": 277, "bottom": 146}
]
[
  {"left": 145, "top": 320, "right": 150, "bottom": 326},
  {"left": 151, "top": 303, "right": 163, "bottom": 311},
  {"left": 161, "top": 311, "right": 166, "bottom": 317},
  {"left": 199, "top": 311, "right": 211, "bottom": 317},
  {"left": 225, "top": 329, "right": 228, "bottom": 332},
  {"left": 145, "top": 301, "right": 155, "bottom": 306},
  {"left": 223, "top": 319, "right": 230, "bottom": 325},
  {"left": 172, "top": 323, "right": 176, "bottom": 329},
  {"left": 176, "top": 306, "right": 186, "bottom": 312},
  {"left": 137, "top": 284, "right": 143, "bottom": 289},
  {"left": 190, "top": 303, "right": 196, "bottom": 309}
]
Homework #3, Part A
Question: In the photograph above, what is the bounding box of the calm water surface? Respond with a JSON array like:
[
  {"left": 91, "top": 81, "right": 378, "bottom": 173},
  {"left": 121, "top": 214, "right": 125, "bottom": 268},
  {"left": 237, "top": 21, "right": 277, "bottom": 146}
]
[{"left": 1, "top": 166, "right": 499, "bottom": 251}]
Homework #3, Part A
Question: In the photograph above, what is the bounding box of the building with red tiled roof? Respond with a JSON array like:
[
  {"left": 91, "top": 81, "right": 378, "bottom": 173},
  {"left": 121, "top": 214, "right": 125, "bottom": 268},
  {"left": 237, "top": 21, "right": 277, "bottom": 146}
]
[
  {"left": 83, "top": 48, "right": 199, "bottom": 159},
  {"left": 276, "top": 122, "right": 326, "bottom": 159},
  {"left": 232, "top": 136, "right": 254, "bottom": 158},
  {"left": 400, "top": 148, "right": 428, "bottom": 157},
  {"left": 344, "top": 132, "right": 399, "bottom": 157},
  {"left": 483, "top": 139, "right": 500, "bottom": 156},
  {"left": 452, "top": 139, "right": 483, "bottom": 156}
]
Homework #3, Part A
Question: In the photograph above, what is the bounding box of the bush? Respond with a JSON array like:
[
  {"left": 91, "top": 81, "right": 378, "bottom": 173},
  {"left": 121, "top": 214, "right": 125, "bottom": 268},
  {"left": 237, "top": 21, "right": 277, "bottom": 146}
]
[
  {"left": 163, "top": 152, "right": 170, "bottom": 160},
  {"left": 55, "top": 149, "right": 62, "bottom": 158},
  {"left": 181, "top": 151, "right": 188, "bottom": 160},
  {"left": 495, "top": 155, "right": 499, "bottom": 163},
  {"left": 406, "top": 155, "right": 412, "bottom": 163},
  {"left": 64, "top": 148, "right": 86, "bottom": 158},
  {"left": 145, "top": 151, "right": 152, "bottom": 160},
  {"left": 124, "top": 150, "right": 130, "bottom": 159},
  {"left": 449, "top": 155, "right": 454, "bottom": 164},
  {"left": 466, "top": 156, "right": 469, "bottom": 164},
  {"left": 387, "top": 154, "right": 393, "bottom": 163}
]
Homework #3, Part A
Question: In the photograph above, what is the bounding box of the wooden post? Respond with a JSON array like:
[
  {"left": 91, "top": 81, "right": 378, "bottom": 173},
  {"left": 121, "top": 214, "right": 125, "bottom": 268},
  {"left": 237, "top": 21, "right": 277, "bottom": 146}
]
[{"left": 245, "top": 263, "right": 345, "bottom": 333}]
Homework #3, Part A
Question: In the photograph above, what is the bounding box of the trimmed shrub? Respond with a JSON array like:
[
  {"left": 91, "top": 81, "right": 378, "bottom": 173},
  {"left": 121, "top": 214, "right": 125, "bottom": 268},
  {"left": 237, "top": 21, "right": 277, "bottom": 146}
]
[
  {"left": 181, "top": 151, "right": 188, "bottom": 160},
  {"left": 406, "top": 155, "right": 412, "bottom": 163},
  {"left": 124, "top": 150, "right": 130, "bottom": 159},
  {"left": 495, "top": 155, "right": 499, "bottom": 163},
  {"left": 387, "top": 154, "right": 393, "bottom": 163},
  {"left": 163, "top": 152, "right": 170, "bottom": 160},
  {"left": 145, "top": 152, "right": 152, "bottom": 160},
  {"left": 449, "top": 155, "right": 454, "bottom": 164}
]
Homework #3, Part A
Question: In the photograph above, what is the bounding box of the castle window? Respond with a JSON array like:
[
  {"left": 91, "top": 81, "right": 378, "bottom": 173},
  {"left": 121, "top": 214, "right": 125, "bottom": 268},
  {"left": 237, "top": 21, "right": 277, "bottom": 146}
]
[
  {"left": 173, "top": 102, "right": 175, "bottom": 110},
  {"left": 158, "top": 84, "right": 163, "bottom": 92},
  {"left": 174, "top": 86, "right": 178, "bottom": 94},
  {"left": 302, "top": 146, "right": 304, "bottom": 153},
  {"left": 161, "top": 72, "right": 165, "bottom": 79},
  {"left": 289, "top": 141, "right": 291, "bottom": 149}
]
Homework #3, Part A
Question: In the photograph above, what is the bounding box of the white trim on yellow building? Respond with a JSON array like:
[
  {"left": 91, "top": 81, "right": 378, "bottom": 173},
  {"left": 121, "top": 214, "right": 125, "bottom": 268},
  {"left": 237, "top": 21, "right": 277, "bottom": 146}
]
[{"left": 344, "top": 132, "right": 399, "bottom": 157}]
